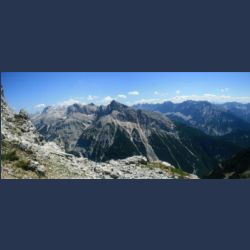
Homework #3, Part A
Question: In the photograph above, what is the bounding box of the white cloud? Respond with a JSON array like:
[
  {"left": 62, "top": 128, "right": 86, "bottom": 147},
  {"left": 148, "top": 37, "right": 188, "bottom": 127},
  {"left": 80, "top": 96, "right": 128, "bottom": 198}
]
[
  {"left": 154, "top": 91, "right": 159, "bottom": 95},
  {"left": 87, "top": 95, "right": 98, "bottom": 101},
  {"left": 34, "top": 104, "right": 46, "bottom": 109},
  {"left": 176, "top": 90, "right": 181, "bottom": 95},
  {"left": 117, "top": 94, "right": 127, "bottom": 99},
  {"left": 57, "top": 98, "right": 85, "bottom": 106},
  {"left": 134, "top": 98, "right": 164, "bottom": 104},
  {"left": 128, "top": 90, "right": 139, "bottom": 96},
  {"left": 103, "top": 96, "right": 113, "bottom": 104},
  {"left": 203, "top": 93, "right": 217, "bottom": 97},
  {"left": 169, "top": 94, "right": 250, "bottom": 103}
]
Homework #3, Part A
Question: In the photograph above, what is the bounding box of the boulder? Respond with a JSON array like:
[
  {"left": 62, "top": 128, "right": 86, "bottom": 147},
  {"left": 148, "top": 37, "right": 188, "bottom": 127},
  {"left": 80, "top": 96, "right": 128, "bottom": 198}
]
[
  {"left": 160, "top": 161, "right": 174, "bottom": 168},
  {"left": 123, "top": 156, "right": 148, "bottom": 165},
  {"left": 28, "top": 160, "right": 46, "bottom": 175}
]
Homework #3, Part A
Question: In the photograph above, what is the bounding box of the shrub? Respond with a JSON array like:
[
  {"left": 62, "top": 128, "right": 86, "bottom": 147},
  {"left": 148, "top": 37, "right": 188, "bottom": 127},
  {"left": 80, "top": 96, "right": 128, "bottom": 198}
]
[
  {"left": 170, "top": 167, "right": 188, "bottom": 178},
  {"left": 15, "top": 160, "right": 30, "bottom": 170},
  {"left": 2, "top": 150, "right": 19, "bottom": 161},
  {"left": 146, "top": 162, "right": 189, "bottom": 178}
]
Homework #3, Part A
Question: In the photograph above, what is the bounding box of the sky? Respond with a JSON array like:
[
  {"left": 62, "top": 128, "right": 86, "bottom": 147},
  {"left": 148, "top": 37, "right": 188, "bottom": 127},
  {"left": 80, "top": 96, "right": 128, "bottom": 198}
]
[{"left": 1, "top": 72, "right": 250, "bottom": 113}]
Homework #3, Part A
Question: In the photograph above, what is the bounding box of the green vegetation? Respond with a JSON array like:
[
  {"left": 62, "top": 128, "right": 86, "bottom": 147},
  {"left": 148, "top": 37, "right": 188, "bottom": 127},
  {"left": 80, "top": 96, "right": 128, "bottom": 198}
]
[
  {"left": 146, "top": 162, "right": 189, "bottom": 178},
  {"left": 1, "top": 139, "right": 43, "bottom": 179},
  {"left": 2, "top": 150, "right": 19, "bottom": 161},
  {"left": 170, "top": 167, "right": 189, "bottom": 178},
  {"left": 2, "top": 142, "right": 30, "bottom": 171},
  {"left": 174, "top": 122, "right": 243, "bottom": 177},
  {"left": 15, "top": 160, "right": 30, "bottom": 170}
]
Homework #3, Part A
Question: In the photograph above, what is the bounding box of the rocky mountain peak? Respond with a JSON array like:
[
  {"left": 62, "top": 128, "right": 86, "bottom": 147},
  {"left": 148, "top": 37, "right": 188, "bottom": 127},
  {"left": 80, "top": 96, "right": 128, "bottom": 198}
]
[
  {"left": 108, "top": 100, "right": 128, "bottom": 110},
  {"left": 42, "top": 106, "right": 52, "bottom": 114},
  {"left": 95, "top": 100, "right": 130, "bottom": 117},
  {"left": 66, "top": 103, "right": 83, "bottom": 114},
  {"left": 65, "top": 103, "right": 98, "bottom": 116}
]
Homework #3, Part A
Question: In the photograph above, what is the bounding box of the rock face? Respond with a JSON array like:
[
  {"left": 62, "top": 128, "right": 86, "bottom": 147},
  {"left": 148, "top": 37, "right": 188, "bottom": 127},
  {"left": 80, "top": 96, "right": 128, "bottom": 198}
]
[
  {"left": 31, "top": 103, "right": 97, "bottom": 152},
  {"left": 1, "top": 85, "right": 196, "bottom": 179},
  {"left": 31, "top": 100, "right": 244, "bottom": 177},
  {"left": 75, "top": 100, "right": 177, "bottom": 162},
  {"left": 134, "top": 101, "right": 250, "bottom": 136}
]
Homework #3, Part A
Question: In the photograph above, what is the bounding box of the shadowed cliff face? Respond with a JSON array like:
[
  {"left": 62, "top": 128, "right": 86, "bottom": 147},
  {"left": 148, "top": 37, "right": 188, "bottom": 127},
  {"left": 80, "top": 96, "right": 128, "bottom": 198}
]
[
  {"left": 75, "top": 101, "right": 177, "bottom": 163},
  {"left": 207, "top": 149, "right": 250, "bottom": 179}
]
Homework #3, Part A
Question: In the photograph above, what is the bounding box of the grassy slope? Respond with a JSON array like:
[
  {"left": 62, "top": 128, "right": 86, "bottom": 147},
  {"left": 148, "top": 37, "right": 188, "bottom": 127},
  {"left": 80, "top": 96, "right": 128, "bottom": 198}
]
[{"left": 1, "top": 140, "right": 43, "bottom": 179}]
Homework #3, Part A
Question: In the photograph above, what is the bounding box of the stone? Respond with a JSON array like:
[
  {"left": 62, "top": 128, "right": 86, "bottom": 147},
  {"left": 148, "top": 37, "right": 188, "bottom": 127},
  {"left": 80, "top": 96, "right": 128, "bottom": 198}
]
[
  {"left": 28, "top": 160, "right": 46, "bottom": 175},
  {"left": 161, "top": 161, "right": 174, "bottom": 168},
  {"left": 110, "top": 173, "right": 120, "bottom": 179},
  {"left": 36, "top": 165, "right": 46, "bottom": 175},
  {"left": 123, "top": 156, "right": 148, "bottom": 165}
]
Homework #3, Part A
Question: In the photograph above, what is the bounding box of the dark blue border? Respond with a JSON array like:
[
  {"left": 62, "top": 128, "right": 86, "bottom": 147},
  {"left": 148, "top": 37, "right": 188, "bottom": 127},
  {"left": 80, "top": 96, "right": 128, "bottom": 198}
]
[
  {"left": 1, "top": 0, "right": 250, "bottom": 71},
  {"left": 1, "top": 180, "right": 250, "bottom": 250},
  {"left": 1, "top": 0, "right": 250, "bottom": 249}
]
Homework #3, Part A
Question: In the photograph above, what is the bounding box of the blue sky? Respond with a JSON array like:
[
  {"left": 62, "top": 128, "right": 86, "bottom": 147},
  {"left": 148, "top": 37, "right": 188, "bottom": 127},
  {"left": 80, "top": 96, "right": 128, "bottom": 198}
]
[{"left": 2, "top": 72, "right": 250, "bottom": 113}]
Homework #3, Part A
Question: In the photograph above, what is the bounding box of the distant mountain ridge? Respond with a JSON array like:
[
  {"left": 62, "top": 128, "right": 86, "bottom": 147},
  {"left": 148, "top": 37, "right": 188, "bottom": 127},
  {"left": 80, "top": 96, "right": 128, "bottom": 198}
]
[
  {"left": 218, "top": 102, "right": 250, "bottom": 123},
  {"left": 134, "top": 100, "right": 250, "bottom": 137}
]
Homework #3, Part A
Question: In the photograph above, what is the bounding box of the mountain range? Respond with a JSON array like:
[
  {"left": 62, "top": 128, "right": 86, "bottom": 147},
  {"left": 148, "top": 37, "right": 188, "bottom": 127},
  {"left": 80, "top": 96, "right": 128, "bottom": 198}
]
[
  {"left": 31, "top": 100, "right": 250, "bottom": 177},
  {"left": 1, "top": 85, "right": 196, "bottom": 179},
  {"left": 3, "top": 78, "right": 250, "bottom": 179},
  {"left": 134, "top": 101, "right": 250, "bottom": 137}
]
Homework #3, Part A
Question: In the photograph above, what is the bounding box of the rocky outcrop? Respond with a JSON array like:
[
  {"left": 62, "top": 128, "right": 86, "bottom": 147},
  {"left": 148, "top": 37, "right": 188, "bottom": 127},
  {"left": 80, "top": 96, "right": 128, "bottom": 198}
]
[{"left": 1, "top": 86, "right": 196, "bottom": 179}]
